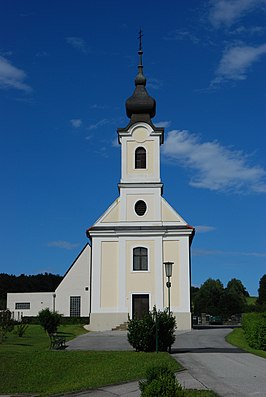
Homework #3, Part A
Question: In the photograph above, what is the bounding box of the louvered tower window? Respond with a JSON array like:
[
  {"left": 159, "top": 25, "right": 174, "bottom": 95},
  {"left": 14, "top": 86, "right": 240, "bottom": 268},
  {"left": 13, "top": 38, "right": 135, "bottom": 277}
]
[{"left": 135, "top": 147, "right": 146, "bottom": 169}]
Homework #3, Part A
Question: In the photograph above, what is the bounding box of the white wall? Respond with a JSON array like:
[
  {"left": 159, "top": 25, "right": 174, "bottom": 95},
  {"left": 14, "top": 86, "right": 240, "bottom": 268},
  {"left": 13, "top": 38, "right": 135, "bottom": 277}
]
[
  {"left": 55, "top": 244, "right": 91, "bottom": 317},
  {"left": 7, "top": 292, "right": 54, "bottom": 321}
]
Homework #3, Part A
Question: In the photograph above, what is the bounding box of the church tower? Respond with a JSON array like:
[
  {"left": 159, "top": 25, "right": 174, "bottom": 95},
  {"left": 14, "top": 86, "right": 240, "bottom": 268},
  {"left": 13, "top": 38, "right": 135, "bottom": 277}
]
[{"left": 87, "top": 38, "right": 194, "bottom": 331}]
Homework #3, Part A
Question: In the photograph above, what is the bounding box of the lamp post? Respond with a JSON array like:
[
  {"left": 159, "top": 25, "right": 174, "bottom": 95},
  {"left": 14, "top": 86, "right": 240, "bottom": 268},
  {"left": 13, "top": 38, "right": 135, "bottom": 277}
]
[
  {"left": 164, "top": 262, "right": 174, "bottom": 317},
  {"left": 53, "top": 294, "right": 56, "bottom": 312},
  {"left": 164, "top": 261, "right": 174, "bottom": 353}
]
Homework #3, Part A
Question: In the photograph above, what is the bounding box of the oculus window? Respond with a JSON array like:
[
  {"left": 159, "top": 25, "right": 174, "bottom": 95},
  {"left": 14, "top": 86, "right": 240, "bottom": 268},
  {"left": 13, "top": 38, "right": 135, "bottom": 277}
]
[
  {"left": 135, "top": 200, "right": 147, "bottom": 216},
  {"left": 133, "top": 247, "right": 148, "bottom": 271},
  {"left": 135, "top": 147, "right": 146, "bottom": 169}
]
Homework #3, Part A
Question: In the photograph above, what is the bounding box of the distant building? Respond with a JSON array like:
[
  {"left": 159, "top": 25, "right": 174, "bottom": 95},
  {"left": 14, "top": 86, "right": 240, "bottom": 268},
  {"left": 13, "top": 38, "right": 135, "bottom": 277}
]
[{"left": 7, "top": 43, "right": 195, "bottom": 330}]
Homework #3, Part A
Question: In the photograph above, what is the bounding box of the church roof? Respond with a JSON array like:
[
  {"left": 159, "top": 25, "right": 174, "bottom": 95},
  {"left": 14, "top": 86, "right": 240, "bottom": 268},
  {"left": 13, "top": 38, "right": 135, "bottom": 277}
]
[{"left": 125, "top": 32, "right": 156, "bottom": 122}]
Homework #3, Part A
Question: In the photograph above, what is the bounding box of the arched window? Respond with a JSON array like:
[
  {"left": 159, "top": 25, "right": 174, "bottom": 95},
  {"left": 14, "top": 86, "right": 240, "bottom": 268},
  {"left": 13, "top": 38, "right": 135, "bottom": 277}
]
[
  {"left": 135, "top": 147, "right": 146, "bottom": 169},
  {"left": 133, "top": 247, "right": 148, "bottom": 271}
]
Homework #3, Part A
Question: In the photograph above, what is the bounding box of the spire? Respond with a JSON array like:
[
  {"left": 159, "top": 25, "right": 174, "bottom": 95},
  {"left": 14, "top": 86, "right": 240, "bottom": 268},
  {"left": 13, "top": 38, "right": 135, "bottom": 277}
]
[{"left": 125, "top": 30, "right": 156, "bottom": 121}]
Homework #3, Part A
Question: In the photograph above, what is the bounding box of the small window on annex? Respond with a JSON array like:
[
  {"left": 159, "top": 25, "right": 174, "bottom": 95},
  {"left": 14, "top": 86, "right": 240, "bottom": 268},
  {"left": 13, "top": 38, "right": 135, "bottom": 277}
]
[
  {"left": 135, "top": 147, "right": 146, "bottom": 169},
  {"left": 15, "top": 302, "right": 30, "bottom": 310},
  {"left": 133, "top": 247, "right": 148, "bottom": 271},
  {"left": 70, "top": 296, "right": 81, "bottom": 317}
]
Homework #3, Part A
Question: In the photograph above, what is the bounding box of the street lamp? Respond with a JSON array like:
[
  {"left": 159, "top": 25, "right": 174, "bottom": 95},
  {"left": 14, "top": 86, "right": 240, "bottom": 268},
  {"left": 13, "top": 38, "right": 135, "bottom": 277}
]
[{"left": 164, "top": 261, "right": 174, "bottom": 316}]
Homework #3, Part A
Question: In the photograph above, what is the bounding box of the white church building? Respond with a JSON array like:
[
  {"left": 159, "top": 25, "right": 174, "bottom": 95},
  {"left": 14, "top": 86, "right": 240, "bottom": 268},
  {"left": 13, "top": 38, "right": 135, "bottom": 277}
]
[{"left": 7, "top": 43, "right": 195, "bottom": 331}]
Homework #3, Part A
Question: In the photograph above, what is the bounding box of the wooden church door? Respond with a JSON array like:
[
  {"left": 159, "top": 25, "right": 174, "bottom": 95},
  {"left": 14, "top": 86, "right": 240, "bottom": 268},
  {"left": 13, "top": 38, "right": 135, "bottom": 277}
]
[{"left": 132, "top": 294, "right": 149, "bottom": 319}]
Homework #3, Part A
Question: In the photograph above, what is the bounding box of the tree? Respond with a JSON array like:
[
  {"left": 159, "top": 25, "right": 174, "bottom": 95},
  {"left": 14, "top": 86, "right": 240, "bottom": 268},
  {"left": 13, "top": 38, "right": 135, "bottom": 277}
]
[
  {"left": 0, "top": 310, "right": 14, "bottom": 343},
  {"left": 219, "top": 278, "right": 247, "bottom": 319},
  {"left": 190, "top": 286, "right": 199, "bottom": 312},
  {"left": 0, "top": 272, "right": 63, "bottom": 309},
  {"left": 227, "top": 278, "right": 249, "bottom": 297},
  {"left": 38, "top": 308, "right": 62, "bottom": 335},
  {"left": 257, "top": 274, "right": 266, "bottom": 305},
  {"left": 220, "top": 289, "right": 245, "bottom": 319},
  {"left": 193, "top": 278, "right": 224, "bottom": 316}
]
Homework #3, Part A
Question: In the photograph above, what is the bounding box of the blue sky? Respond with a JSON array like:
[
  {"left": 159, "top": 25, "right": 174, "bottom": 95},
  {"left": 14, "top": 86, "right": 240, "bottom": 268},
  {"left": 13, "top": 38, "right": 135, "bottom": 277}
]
[{"left": 0, "top": 0, "right": 265, "bottom": 296}]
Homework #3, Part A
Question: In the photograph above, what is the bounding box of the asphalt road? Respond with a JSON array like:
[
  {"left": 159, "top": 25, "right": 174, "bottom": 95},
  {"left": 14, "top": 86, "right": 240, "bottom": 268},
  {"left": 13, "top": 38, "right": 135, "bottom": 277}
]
[{"left": 172, "top": 328, "right": 266, "bottom": 397}]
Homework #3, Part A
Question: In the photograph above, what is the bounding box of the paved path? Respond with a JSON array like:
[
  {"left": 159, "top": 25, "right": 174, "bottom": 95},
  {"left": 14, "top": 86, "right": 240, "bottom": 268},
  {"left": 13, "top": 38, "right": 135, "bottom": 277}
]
[
  {"left": 66, "top": 328, "right": 266, "bottom": 397},
  {"left": 66, "top": 330, "right": 134, "bottom": 351},
  {"left": 172, "top": 328, "right": 266, "bottom": 397}
]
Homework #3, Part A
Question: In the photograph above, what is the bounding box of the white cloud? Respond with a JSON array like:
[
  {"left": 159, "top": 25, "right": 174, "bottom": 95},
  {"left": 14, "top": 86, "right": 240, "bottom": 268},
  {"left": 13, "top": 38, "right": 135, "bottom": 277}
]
[
  {"left": 147, "top": 78, "right": 163, "bottom": 90},
  {"left": 192, "top": 248, "right": 224, "bottom": 256},
  {"left": 196, "top": 225, "right": 216, "bottom": 233},
  {"left": 36, "top": 51, "right": 50, "bottom": 58},
  {"left": 229, "top": 25, "right": 266, "bottom": 35},
  {"left": 112, "top": 138, "right": 119, "bottom": 148},
  {"left": 66, "top": 37, "right": 89, "bottom": 53},
  {"left": 87, "top": 119, "right": 110, "bottom": 131},
  {"left": 164, "top": 29, "right": 200, "bottom": 44},
  {"left": 47, "top": 240, "right": 79, "bottom": 250},
  {"left": 211, "top": 43, "right": 266, "bottom": 85},
  {"left": 70, "top": 118, "right": 82, "bottom": 128},
  {"left": 155, "top": 121, "right": 171, "bottom": 128},
  {"left": 0, "top": 56, "right": 32, "bottom": 92},
  {"left": 162, "top": 130, "right": 266, "bottom": 193},
  {"left": 90, "top": 104, "right": 107, "bottom": 110},
  {"left": 193, "top": 248, "right": 266, "bottom": 257},
  {"left": 208, "top": 0, "right": 265, "bottom": 28}
]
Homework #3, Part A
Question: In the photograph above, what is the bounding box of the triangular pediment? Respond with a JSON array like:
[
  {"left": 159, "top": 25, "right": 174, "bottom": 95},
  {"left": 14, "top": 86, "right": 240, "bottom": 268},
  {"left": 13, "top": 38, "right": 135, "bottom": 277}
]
[
  {"left": 93, "top": 197, "right": 121, "bottom": 225},
  {"left": 161, "top": 197, "right": 188, "bottom": 225}
]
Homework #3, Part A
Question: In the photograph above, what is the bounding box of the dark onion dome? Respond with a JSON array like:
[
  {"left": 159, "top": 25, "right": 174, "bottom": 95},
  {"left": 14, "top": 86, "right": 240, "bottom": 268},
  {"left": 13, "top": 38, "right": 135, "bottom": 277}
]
[{"left": 126, "top": 47, "right": 156, "bottom": 120}]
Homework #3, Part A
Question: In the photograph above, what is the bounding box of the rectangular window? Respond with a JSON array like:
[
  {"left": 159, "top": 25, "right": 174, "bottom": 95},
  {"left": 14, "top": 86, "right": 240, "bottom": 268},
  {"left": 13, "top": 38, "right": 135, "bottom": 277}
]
[
  {"left": 133, "top": 247, "right": 148, "bottom": 271},
  {"left": 70, "top": 296, "right": 81, "bottom": 317},
  {"left": 15, "top": 302, "right": 30, "bottom": 310}
]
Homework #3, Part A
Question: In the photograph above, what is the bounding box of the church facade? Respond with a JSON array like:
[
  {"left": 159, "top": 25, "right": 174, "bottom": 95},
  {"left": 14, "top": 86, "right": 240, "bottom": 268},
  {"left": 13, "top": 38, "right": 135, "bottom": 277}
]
[{"left": 7, "top": 45, "right": 194, "bottom": 331}]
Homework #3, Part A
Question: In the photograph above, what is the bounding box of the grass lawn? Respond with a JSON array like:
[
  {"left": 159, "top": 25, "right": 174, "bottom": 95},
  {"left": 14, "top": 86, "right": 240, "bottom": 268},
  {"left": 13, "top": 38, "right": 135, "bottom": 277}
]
[
  {"left": 226, "top": 328, "right": 266, "bottom": 359},
  {"left": 0, "top": 324, "right": 180, "bottom": 396}
]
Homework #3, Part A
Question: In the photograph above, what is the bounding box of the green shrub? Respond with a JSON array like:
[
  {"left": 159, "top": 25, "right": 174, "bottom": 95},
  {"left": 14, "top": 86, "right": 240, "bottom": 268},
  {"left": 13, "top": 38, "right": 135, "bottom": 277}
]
[
  {"left": 139, "top": 365, "right": 184, "bottom": 397},
  {"left": 242, "top": 312, "right": 266, "bottom": 350},
  {"left": 128, "top": 312, "right": 155, "bottom": 352},
  {"left": 127, "top": 307, "right": 176, "bottom": 352},
  {"left": 38, "top": 308, "right": 62, "bottom": 335},
  {"left": 156, "top": 309, "right": 176, "bottom": 351},
  {"left": 258, "top": 322, "right": 266, "bottom": 351},
  {"left": 0, "top": 310, "right": 14, "bottom": 343},
  {"left": 13, "top": 322, "right": 28, "bottom": 337}
]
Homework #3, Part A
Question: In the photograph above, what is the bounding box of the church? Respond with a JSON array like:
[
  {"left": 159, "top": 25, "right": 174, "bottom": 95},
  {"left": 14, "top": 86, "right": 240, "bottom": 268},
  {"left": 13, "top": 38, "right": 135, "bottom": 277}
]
[{"left": 7, "top": 41, "right": 195, "bottom": 331}]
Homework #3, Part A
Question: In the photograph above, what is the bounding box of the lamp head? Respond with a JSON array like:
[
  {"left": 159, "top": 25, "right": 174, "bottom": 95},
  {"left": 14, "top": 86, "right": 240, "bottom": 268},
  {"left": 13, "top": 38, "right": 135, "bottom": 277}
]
[{"left": 164, "top": 261, "right": 174, "bottom": 278}]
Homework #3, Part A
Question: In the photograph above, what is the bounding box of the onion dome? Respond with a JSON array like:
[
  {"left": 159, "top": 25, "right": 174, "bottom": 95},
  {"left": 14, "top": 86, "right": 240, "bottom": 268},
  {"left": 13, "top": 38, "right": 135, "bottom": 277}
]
[{"left": 126, "top": 35, "right": 156, "bottom": 120}]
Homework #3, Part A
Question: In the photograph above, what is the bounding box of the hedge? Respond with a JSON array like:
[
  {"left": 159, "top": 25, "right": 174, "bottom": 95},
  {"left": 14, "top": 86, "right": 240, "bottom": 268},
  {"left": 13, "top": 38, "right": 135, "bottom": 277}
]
[
  {"left": 242, "top": 312, "right": 266, "bottom": 350},
  {"left": 22, "top": 316, "right": 90, "bottom": 325}
]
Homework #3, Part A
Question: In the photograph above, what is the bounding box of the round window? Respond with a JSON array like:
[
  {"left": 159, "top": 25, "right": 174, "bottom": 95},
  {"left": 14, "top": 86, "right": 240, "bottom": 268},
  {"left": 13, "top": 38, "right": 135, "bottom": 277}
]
[{"left": 135, "top": 200, "right": 147, "bottom": 216}]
